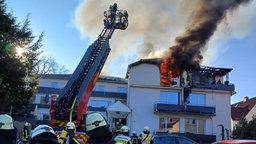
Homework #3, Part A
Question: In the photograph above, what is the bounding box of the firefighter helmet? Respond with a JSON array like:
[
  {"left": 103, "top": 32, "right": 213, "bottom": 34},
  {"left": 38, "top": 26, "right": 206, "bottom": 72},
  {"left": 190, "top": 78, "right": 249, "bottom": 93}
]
[
  {"left": 120, "top": 125, "right": 129, "bottom": 133},
  {"left": 143, "top": 126, "right": 150, "bottom": 134},
  {"left": 132, "top": 131, "right": 137, "bottom": 136},
  {"left": 30, "top": 125, "right": 59, "bottom": 144},
  {"left": 0, "top": 114, "right": 14, "bottom": 130},
  {"left": 24, "top": 122, "right": 29, "bottom": 127},
  {"left": 86, "top": 113, "right": 107, "bottom": 132},
  {"left": 66, "top": 122, "right": 76, "bottom": 130}
]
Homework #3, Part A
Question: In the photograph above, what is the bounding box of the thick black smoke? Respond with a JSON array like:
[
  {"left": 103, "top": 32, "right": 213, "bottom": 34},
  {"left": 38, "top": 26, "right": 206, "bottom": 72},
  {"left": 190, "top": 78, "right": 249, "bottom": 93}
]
[{"left": 168, "top": 0, "right": 252, "bottom": 73}]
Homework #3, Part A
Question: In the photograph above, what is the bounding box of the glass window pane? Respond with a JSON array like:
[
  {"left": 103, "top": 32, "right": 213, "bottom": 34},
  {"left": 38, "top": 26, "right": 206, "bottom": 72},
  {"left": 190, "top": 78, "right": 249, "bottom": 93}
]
[
  {"left": 51, "top": 82, "right": 59, "bottom": 88},
  {"left": 117, "top": 87, "right": 125, "bottom": 93},
  {"left": 188, "top": 93, "right": 205, "bottom": 106},
  {"left": 98, "top": 85, "right": 105, "bottom": 92},
  {"left": 91, "top": 100, "right": 110, "bottom": 108},
  {"left": 160, "top": 91, "right": 179, "bottom": 104}
]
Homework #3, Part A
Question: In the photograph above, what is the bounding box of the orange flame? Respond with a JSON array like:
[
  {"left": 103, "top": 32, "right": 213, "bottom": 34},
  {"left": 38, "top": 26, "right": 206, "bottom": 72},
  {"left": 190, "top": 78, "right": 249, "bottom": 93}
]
[{"left": 160, "top": 57, "right": 180, "bottom": 86}]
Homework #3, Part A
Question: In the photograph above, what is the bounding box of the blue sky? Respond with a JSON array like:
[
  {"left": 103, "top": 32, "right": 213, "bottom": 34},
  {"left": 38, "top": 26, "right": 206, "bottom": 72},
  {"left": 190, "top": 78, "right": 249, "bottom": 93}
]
[{"left": 6, "top": 0, "right": 256, "bottom": 104}]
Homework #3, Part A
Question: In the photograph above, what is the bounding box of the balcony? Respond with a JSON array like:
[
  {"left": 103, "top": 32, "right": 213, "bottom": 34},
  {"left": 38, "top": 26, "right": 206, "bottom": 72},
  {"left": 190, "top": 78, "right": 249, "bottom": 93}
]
[
  {"left": 91, "top": 91, "right": 126, "bottom": 99},
  {"left": 154, "top": 103, "right": 216, "bottom": 116},
  {"left": 192, "top": 82, "right": 235, "bottom": 91}
]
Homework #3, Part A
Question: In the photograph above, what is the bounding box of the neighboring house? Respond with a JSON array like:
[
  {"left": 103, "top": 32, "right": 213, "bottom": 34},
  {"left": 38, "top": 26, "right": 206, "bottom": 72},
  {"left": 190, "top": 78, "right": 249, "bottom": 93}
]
[
  {"left": 31, "top": 58, "right": 235, "bottom": 143},
  {"left": 231, "top": 96, "right": 256, "bottom": 130}
]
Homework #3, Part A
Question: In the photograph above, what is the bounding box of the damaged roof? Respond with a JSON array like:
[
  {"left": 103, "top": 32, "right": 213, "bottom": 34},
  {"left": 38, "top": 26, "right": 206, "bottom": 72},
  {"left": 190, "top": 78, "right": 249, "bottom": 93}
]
[
  {"left": 126, "top": 58, "right": 233, "bottom": 78},
  {"left": 199, "top": 66, "right": 232, "bottom": 76}
]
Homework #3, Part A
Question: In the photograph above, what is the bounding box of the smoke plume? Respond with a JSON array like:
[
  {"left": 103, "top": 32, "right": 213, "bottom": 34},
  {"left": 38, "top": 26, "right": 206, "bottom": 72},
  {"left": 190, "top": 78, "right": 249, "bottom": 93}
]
[
  {"left": 167, "top": 0, "right": 253, "bottom": 73},
  {"left": 75, "top": 0, "right": 253, "bottom": 76}
]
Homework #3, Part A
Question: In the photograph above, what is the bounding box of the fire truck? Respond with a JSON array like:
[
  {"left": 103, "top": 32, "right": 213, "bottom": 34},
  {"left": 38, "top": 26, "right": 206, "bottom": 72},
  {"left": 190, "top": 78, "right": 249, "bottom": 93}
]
[{"left": 50, "top": 5, "right": 128, "bottom": 143}]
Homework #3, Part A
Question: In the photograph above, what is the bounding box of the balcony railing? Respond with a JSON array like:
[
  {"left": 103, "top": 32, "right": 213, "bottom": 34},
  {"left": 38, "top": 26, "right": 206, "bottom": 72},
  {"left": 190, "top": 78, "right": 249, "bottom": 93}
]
[
  {"left": 154, "top": 103, "right": 216, "bottom": 116},
  {"left": 91, "top": 91, "right": 126, "bottom": 99}
]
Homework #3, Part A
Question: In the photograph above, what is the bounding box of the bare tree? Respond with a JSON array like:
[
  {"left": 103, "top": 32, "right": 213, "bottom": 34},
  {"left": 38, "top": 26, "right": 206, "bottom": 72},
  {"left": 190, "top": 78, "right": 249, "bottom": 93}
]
[{"left": 35, "top": 55, "right": 68, "bottom": 74}]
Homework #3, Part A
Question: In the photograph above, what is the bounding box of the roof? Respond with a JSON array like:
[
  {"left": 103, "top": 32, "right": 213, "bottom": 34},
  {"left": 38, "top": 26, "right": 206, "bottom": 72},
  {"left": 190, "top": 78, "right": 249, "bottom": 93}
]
[
  {"left": 126, "top": 58, "right": 162, "bottom": 78},
  {"left": 231, "top": 106, "right": 249, "bottom": 121},
  {"left": 199, "top": 66, "right": 233, "bottom": 76},
  {"left": 125, "top": 58, "right": 233, "bottom": 78},
  {"left": 107, "top": 101, "right": 131, "bottom": 113},
  {"left": 38, "top": 74, "right": 71, "bottom": 80},
  {"left": 38, "top": 74, "right": 127, "bottom": 83},
  {"left": 231, "top": 97, "right": 256, "bottom": 121},
  {"left": 107, "top": 101, "right": 131, "bottom": 119}
]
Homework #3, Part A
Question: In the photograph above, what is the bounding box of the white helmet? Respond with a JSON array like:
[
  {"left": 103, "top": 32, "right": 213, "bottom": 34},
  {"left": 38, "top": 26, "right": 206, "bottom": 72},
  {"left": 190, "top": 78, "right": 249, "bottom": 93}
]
[
  {"left": 30, "top": 125, "right": 58, "bottom": 144},
  {"left": 31, "top": 125, "right": 55, "bottom": 138},
  {"left": 86, "top": 113, "right": 107, "bottom": 132},
  {"left": 143, "top": 126, "right": 150, "bottom": 134},
  {"left": 120, "top": 125, "right": 129, "bottom": 133},
  {"left": 66, "top": 122, "right": 76, "bottom": 130},
  {"left": 0, "top": 114, "right": 14, "bottom": 130},
  {"left": 24, "top": 122, "right": 29, "bottom": 127}
]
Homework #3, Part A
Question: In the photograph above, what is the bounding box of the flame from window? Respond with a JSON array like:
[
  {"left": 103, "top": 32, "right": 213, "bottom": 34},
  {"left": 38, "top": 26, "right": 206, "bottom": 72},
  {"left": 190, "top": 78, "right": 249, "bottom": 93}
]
[{"left": 160, "top": 57, "right": 180, "bottom": 86}]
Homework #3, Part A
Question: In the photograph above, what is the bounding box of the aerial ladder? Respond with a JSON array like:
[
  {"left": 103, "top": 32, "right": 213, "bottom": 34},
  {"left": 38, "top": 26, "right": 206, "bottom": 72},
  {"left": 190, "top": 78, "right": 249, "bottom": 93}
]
[{"left": 49, "top": 5, "right": 128, "bottom": 141}]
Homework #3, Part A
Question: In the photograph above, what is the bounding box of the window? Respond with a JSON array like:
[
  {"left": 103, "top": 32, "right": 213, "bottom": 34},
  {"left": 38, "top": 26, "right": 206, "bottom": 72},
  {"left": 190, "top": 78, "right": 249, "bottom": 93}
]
[
  {"left": 159, "top": 116, "right": 179, "bottom": 133},
  {"left": 51, "top": 82, "right": 59, "bottom": 88},
  {"left": 43, "top": 114, "right": 49, "bottom": 120},
  {"left": 98, "top": 85, "right": 105, "bottom": 92},
  {"left": 187, "top": 93, "right": 205, "bottom": 106},
  {"left": 91, "top": 100, "right": 111, "bottom": 108},
  {"left": 160, "top": 91, "right": 179, "bottom": 104},
  {"left": 117, "top": 87, "right": 125, "bottom": 93},
  {"left": 185, "top": 118, "right": 205, "bottom": 134},
  {"left": 40, "top": 95, "right": 50, "bottom": 104}
]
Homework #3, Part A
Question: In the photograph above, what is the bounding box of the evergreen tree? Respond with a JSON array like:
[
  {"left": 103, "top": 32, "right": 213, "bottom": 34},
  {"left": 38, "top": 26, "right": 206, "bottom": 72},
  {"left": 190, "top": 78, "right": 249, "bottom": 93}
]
[
  {"left": 232, "top": 115, "right": 256, "bottom": 139},
  {"left": 0, "top": 0, "right": 42, "bottom": 114}
]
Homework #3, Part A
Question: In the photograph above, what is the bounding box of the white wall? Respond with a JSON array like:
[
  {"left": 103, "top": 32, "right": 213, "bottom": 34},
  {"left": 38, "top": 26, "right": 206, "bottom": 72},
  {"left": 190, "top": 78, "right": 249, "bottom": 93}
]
[
  {"left": 128, "top": 63, "right": 160, "bottom": 134},
  {"left": 129, "top": 87, "right": 159, "bottom": 135},
  {"left": 206, "top": 91, "right": 231, "bottom": 141},
  {"left": 245, "top": 105, "right": 256, "bottom": 121},
  {"left": 129, "top": 64, "right": 160, "bottom": 86}
]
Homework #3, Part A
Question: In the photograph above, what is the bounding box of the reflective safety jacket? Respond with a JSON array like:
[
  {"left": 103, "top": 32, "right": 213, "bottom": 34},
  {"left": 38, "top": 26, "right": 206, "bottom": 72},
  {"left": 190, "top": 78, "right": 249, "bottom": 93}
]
[
  {"left": 130, "top": 135, "right": 139, "bottom": 144},
  {"left": 138, "top": 133, "right": 153, "bottom": 144},
  {"left": 65, "top": 135, "right": 80, "bottom": 144},
  {"left": 114, "top": 134, "right": 132, "bottom": 144},
  {"left": 22, "top": 128, "right": 29, "bottom": 142}
]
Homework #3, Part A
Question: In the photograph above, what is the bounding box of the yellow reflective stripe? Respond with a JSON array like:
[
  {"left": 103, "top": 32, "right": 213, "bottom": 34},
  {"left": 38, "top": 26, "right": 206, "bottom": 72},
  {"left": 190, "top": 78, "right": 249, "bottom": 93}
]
[{"left": 73, "top": 138, "right": 80, "bottom": 144}]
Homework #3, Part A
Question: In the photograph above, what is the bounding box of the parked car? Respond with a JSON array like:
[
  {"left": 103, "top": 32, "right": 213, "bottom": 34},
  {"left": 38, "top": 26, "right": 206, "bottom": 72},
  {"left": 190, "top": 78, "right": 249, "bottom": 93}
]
[
  {"left": 213, "top": 140, "right": 256, "bottom": 144},
  {"left": 153, "top": 134, "right": 198, "bottom": 144}
]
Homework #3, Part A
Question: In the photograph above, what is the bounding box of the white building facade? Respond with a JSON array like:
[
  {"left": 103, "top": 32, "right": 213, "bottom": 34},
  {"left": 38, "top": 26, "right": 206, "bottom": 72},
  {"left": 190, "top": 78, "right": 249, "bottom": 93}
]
[{"left": 32, "top": 59, "right": 235, "bottom": 143}]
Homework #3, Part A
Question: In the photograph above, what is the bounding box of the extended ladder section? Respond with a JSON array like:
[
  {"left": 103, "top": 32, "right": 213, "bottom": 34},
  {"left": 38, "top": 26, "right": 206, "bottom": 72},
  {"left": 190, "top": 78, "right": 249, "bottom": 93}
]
[{"left": 50, "top": 9, "right": 128, "bottom": 128}]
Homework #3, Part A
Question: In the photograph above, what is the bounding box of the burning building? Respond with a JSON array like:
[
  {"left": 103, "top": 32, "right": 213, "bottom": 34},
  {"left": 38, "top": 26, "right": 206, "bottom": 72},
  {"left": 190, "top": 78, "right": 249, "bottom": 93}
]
[{"left": 126, "top": 58, "right": 234, "bottom": 143}]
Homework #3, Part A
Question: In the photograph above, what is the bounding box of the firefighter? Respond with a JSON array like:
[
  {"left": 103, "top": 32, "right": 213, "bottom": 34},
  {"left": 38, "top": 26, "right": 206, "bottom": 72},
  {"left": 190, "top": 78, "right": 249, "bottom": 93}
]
[
  {"left": 0, "top": 114, "right": 17, "bottom": 144},
  {"left": 22, "top": 122, "right": 30, "bottom": 144},
  {"left": 113, "top": 121, "right": 122, "bottom": 137},
  {"left": 114, "top": 125, "right": 132, "bottom": 144},
  {"left": 138, "top": 126, "right": 153, "bottom": 144},
  {"left": 109, "top": 3, "right": 118, "bottom": 23},
  {"left": 29, "top": 124, "right": 59, "bottom": 144},
  {"left": 86, "top": 112, "right": 116, "bottom": 144},
  {"left": 65, "top": 122, "right": 80, "bottom": 144},
  {"left": 130, "top": 131, "right": 139, "bottom": 144}
]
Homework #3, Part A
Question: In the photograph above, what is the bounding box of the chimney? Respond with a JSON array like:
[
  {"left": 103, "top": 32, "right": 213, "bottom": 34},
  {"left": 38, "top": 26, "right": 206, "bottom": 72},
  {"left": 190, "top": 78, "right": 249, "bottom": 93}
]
[{"left": 243, "top": 96, "right": 249, "bottom": 103}]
